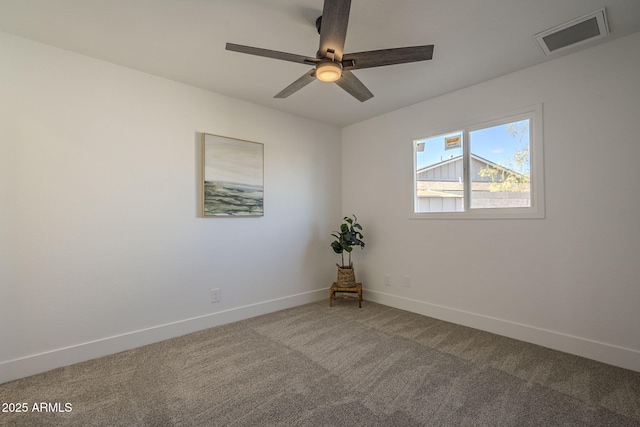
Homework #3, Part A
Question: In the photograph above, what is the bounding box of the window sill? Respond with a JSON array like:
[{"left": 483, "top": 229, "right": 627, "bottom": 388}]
[{"left": 410, "top": 207, "right": 545, "bottom": 220}]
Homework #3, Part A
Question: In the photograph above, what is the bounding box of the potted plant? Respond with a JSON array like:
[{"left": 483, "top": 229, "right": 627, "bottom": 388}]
[{"left": 331, "top": 215, "right": 365, "bottom": 288}]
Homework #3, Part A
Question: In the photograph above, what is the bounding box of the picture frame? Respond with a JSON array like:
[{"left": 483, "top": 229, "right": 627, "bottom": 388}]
[{"left": 202, "top": 133, "right": 264, "bottom": 217}]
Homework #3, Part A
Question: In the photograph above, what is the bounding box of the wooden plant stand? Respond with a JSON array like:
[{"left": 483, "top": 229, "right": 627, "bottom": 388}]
[{"left": 329, "top": 282, "right": 362, "bottom": 308}]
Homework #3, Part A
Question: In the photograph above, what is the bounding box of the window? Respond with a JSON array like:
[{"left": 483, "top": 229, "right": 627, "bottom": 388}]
[{"left": 412, "top": 105, "right": 544, "bottom": 219}]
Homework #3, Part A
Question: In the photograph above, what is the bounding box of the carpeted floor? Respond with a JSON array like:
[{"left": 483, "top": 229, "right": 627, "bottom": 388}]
[{"left": 1, "top": 300, "right": 639, "bottom": 426}]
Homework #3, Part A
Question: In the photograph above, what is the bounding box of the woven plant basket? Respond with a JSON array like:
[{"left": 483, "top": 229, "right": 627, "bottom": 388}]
[{"left": 336, "top": 263, "right": 356, "bottom": 288}]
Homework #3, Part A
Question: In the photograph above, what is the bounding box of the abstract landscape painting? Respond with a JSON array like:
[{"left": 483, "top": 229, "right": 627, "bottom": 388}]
[{"left": 202, "top": 134, "right": 264, "bottom": 217}]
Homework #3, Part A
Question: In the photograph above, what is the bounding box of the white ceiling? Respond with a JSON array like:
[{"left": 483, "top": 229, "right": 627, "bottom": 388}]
[{"left": 2, "top": 0, "right": 640, "bottom": 127}]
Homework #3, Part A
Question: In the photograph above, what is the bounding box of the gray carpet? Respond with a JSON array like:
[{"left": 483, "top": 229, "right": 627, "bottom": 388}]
[{"left": 1, "top": 300, "right": 639, "bottom": 426}]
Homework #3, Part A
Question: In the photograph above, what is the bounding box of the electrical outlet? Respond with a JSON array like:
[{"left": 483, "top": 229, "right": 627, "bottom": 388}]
[
  {"left": 384, "top": 274, "right": 391, "bottom": 286},
  {"left": 211, "top": 288, "right": 221, "bottom": 303},
  {"left": 403, "top": 275, "right": 411, "bottom": 288}
]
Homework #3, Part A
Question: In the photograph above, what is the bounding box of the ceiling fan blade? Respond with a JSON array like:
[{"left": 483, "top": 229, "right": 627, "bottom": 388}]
[
  {"left": 342, "top": 45, "right": 434, "bottom": 70},
  {"left": 274, "top": 69, "right": 316, "bottom": 98},
  {"left": 226, "top": 43, "right": 319, "bottom": 65},
  {"left": 334, "top": 70, "right": 373, "bottom": 102},
  {"left": 318, "top": 0, "right": 351, "bottom": 61}
]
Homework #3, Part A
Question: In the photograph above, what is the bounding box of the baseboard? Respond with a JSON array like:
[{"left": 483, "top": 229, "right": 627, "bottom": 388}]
[
  {"left": 366, "top": 290, "right": 640, "bottom": 372},
  {"left": 0, "top": 289, "right": 327, "bottom": 384},
  {"left": 5, "top": 288, "right": 637, "bottom": 385}
]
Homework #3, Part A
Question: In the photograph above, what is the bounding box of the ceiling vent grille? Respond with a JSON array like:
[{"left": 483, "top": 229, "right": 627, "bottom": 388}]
[{"left": 534, "top": 9, "right": 609, "bottom": 56}]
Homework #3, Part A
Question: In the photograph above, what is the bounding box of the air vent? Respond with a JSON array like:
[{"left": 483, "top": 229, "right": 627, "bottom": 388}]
[{"left": 534, "top": 9, "right": 609, "bottom": 56}]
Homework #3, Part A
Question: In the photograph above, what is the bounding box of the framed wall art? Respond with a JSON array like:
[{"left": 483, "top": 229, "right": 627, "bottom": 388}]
[{"left": 202, "top": 133, "right": 264, "bottom": 217}]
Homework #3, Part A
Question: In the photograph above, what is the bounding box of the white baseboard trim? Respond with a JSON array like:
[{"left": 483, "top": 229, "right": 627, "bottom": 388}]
[
  {"left": 366, "top": 290, "right": 640, "bottom": 372},
  {"left": 0, "top": 289, "right": 326, "bottom": 384}
]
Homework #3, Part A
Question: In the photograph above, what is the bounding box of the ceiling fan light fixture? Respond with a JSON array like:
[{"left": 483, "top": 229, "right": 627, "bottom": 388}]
[{"left": 315, "top": 61, "right": 342, "bottom": 82}]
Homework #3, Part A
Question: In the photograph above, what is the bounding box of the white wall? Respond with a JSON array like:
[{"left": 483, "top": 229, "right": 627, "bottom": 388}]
[
  {"left": 0, "top": 31, "right": 342, "bottom": 383},
  {"left": 342, "top": 32, "right": 640, "bottom": 371}
]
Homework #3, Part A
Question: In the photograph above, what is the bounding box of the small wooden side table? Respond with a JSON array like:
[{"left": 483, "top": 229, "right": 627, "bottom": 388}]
[{"left": 329, "top": 282, "right": 362, "bottom": 308}]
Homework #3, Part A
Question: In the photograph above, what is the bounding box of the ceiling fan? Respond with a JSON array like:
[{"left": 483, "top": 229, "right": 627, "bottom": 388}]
[{"left": 225, "top": 0, "right": 434, "bottom": 102}]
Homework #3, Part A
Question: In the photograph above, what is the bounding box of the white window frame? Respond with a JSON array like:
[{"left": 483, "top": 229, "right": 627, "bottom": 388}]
[{"left": 410, "top": 104, "right": 545, "bottom": 220}]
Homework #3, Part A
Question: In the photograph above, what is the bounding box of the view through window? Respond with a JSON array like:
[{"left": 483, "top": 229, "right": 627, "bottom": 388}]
[
  {"left": 470, "top": 119, "right": 531, "bottom": 209},
  {"left": 415, "top": 132, "right": 465, "bottom": 213},
  {"left": 413, "top": 107, "right": 543, "bottom": 219}
]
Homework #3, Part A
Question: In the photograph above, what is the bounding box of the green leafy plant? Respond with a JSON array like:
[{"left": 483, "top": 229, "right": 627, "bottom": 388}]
[{"left": 331, "top": 215, "right": 365, "bottom": 268}]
